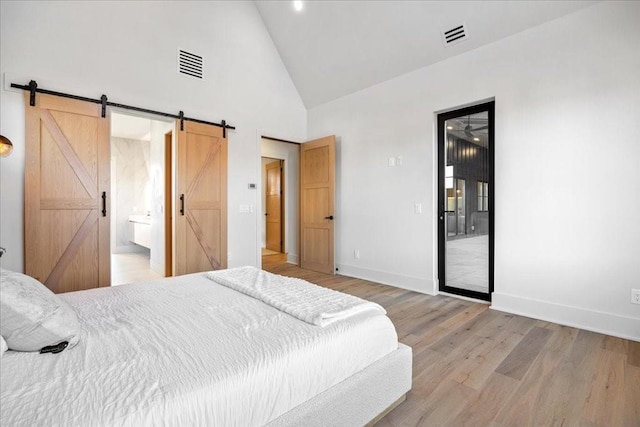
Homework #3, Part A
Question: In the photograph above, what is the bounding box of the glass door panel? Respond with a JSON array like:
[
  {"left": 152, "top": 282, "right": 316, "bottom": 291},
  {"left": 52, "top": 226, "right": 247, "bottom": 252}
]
[{"left": 437, "top": 102, "right": 494, "bottom": 301}]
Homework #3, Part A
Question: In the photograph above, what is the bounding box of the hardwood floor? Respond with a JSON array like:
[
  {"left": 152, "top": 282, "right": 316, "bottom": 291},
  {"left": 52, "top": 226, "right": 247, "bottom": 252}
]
[{"left": 262, "top": 256, "right": 640, "bottom": 426}]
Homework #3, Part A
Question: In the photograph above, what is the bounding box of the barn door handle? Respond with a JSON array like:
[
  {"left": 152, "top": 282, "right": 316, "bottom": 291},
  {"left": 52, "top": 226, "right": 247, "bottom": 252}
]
[
  {"left": 180, "top": 194, "right": 185, "bottom": 216},
  {"left": 101, "top": 192, "right": 107, "bottom": 217},
  {"left": 325, "top": 215, "right": 334, "bottom": 220}
]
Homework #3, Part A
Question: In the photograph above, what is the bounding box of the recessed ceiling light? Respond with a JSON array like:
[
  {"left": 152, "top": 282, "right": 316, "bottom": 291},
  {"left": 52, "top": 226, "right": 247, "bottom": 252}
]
[
  {"left": 446, "top": 126, "right": 453, "bottom": 130},
  {"left": 293, "top": 1, "right": 303, "bottom": 12},
  {"left": 473, "top": 137, "right": 480, "bottom": 141}
]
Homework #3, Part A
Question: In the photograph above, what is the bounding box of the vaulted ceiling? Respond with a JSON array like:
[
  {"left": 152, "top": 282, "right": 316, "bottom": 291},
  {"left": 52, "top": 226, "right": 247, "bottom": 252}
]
[{"left": 255, "top": 1, "right": 597, "bottom": 108}]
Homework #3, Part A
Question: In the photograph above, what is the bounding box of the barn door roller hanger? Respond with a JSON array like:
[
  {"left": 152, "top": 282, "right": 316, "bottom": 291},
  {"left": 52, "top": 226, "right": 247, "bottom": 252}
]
[{"left": 12, "top": 80, "right": 235, "bottom": 137}]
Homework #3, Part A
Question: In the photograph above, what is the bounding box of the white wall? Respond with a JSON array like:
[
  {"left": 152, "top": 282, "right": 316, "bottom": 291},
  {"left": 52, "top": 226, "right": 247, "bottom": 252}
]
[
  {"left": 261, "top": 157, "right": 273, "bottom": 248},
  {"left": 260, "top": 139, "right": 300, "bottom": 264},
  {"left": 308, "top": 2, "right": 640, "bottom": 340},
  {"left": 0, "top": 1, "right": 306, "bottom": 272}
]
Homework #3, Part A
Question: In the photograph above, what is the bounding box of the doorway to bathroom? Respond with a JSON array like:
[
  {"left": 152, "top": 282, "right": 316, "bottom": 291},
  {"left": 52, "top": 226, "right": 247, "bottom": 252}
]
[{"left": 110, "top": 111, "right": 173, "bottom": 285}]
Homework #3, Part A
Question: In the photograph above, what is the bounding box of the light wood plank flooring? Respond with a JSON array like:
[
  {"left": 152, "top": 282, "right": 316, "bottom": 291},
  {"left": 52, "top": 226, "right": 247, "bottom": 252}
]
[{"left": 262, "top": 255, "right": 640, "bottom": 426}]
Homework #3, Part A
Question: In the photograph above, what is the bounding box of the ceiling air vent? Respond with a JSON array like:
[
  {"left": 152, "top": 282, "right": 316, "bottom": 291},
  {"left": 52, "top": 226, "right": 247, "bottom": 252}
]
[
  {"left": 442, "top": 24, "right": 468, "bottom": 46},
  {"left": 178, "top": 49, "right": 203, "bottom": 79}
]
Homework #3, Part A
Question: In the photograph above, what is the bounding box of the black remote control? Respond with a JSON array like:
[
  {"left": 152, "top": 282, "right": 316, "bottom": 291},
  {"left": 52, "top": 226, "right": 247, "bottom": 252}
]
[{"left": 40, "top": 341, "right": 69, "bottom": 354}]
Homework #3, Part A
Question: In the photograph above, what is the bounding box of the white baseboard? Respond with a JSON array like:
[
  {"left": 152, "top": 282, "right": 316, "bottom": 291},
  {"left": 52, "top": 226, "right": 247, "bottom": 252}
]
[
  {"left": 287, "top": 253, "right": 299, "bottom": 265},
  {"left": 337, "top": 264, "right": 435, "bottom": 295},
  {"left": 492, "top": 292, "right": 640, "bottom": 342}
]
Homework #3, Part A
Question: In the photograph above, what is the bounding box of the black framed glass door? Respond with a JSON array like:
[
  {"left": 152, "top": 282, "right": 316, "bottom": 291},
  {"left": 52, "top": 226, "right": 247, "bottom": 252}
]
[{"left": 437, "top": 101, "right": 494, "bottom": 301}]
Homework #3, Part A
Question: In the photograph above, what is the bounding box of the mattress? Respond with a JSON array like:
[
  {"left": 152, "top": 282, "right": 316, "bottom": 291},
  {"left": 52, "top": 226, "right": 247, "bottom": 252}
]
[{"left": 0, "top": 272, "right": 398, "bottom": 426}]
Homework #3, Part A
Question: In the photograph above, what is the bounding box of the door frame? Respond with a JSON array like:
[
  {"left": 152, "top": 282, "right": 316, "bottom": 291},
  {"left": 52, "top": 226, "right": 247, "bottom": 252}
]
[
  {"left": 258, "top": 134, "right": 335, "bottom": 273},
  {"left": 437, "top": 101, "right": 495, "bottom": 301},
  {"left": 109, "top": 109, "right": 174, "bottom": 281},
  {"left": 258, "top": 135, "right": 301, "bottom": 267},
  {"left": 264, "top": 158, "right": 285, "bottom": 253},
  {"left": 164, "top": 130, "right": 173, "bottom": 276}
]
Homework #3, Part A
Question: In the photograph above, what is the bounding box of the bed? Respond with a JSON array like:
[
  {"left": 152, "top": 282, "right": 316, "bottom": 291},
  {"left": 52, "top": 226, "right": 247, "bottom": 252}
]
[{"left": 0, "top": 267, "right": 412, "bottom": 426}]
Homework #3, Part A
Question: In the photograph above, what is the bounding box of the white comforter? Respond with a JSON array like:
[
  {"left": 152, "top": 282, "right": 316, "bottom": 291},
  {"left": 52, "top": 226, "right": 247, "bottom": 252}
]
[
  {"left": 0, "top": 272, "right": 398, "bottom": 426},
  {"left": 207, "top": 267, "right": 386, "bottom": 327}
]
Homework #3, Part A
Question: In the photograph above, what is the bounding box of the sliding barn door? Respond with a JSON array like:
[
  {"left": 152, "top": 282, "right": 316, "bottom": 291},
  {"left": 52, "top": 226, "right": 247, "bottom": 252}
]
[
  {"left": 175, "top": 121, "right": 227, "bottom": 275},
  {"left": 300, "top": 135, "right": 335, "bottom": 274},
  {"left": 24, "top": 94, "right": 110, "bottom": 292}
]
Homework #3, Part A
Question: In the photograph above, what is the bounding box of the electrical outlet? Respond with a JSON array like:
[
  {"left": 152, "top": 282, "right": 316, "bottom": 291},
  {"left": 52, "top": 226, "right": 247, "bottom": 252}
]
[
  {"left": 632, "top": 289, "right": 640, "bottom": 305},
  {"left": 354, "top": 250, "right": 360, "bottom": 259}
]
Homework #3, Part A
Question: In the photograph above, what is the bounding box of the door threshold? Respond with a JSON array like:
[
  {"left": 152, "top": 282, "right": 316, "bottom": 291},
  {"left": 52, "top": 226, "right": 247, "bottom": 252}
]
[{"left": 438, "top": 291, "right": 491, "bottom": 305}]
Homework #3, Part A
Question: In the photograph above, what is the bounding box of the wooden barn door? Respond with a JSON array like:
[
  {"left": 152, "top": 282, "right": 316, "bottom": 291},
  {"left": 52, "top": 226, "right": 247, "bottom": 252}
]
[
  {"left": 175, "top": 121, "right": 227, "bottom": 275},
  {"left": 300, "top": 135, "right": 335, "bottom": 274},
  {"left": 24, "top": 94, "right": 110, "bottom": 292}
]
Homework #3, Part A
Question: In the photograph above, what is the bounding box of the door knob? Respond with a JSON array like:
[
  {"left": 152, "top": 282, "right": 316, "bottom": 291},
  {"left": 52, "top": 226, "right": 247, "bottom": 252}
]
[{"left": 325, "top": 215, "right": 334, "bottom": 220}]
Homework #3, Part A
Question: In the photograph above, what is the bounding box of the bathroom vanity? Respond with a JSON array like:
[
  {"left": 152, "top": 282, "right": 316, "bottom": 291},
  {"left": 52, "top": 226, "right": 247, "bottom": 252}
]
[{"left": 128, "top": 215, "right": 151, "bottom": 249}]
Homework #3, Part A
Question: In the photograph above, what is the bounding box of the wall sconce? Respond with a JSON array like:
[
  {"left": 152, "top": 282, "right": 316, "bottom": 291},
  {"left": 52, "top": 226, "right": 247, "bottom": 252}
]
[{"left": 0, "top": 135, "right": 13, "bottom": 157}]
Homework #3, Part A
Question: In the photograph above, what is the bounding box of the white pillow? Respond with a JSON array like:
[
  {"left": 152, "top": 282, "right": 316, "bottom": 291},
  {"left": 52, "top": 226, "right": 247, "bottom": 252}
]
[
  {"left": 0, "top": 269, "right": 80, "bottom": 352},
  {"left": 0, "top": 335, "right": 7, "bottom": 357}
]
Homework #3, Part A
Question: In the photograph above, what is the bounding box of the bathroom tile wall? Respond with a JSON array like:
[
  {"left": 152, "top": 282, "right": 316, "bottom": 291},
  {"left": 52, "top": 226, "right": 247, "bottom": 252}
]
[{"left": 112, "top": 137, "right": 151, "bottom": 252}]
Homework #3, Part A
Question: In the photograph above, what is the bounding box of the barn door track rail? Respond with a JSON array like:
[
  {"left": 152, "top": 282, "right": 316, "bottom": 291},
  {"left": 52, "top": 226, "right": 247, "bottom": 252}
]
[{"left": 11, "top": 80, "right": 235, "bottom": 137}]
